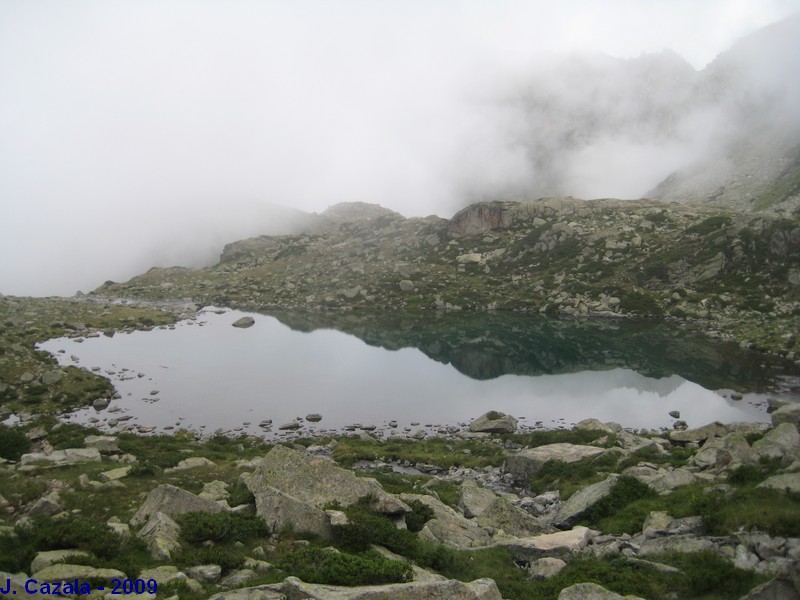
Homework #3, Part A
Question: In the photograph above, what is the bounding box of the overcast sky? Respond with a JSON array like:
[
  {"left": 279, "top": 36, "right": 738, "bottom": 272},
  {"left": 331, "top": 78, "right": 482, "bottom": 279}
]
[{"left": 2, "top": 0, "right": 799, "bottom": 297}]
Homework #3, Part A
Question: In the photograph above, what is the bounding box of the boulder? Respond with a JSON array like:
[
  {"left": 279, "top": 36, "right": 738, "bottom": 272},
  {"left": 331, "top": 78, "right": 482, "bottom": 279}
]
[
  {"left": 98, "top": 466, "right": 131, "bottom": 482},
  {"left": 502, "top": 526, "right": 595, "bottom": 562},
  {"left": 505, "top": 444, "right": 604, "bottom": 482},
  {"left": 41, "top": 370, "right": 63, "bottom": 386},
  {"left": 469, "top": 411, "right": 518, "bottom": 434},
  {"left": 628, "top": 467, "right": 699, "bottom": 494},
  {"left": 84, "top": 435, "right": 119, "bottom": 453},
  {"left": 638, "top": 534, "right": 717, "bottom": 556},
  {"left": 558, "top": 582, "right": 645, "bottom": 599},
  {"left": 33, "top": 564, "right": 126, "bottom": 583},
  {"left": 528, "top": 557, "right": 567, "bottom": 580},
  {"left": 399, "top": 493, "right": 493, "bottom": 549},
  {"left": 249, "top": 484, "right": 332, "bottom": 539},
  {"left": 691, "top": 433, "right": 753, "bottom": 470},
  {"left": 130, "top": 484, "right": 226, "bottom": 526},
  {"left": 668, "top": 421, "right": 730, "bottom": 444},
  {"left": 476, "top": 497, "right": 546, "bottom": 537},
  {"left": 278, "top": 575, "right": 503, "bottom": 599},
  {"left": 739, "top": 578, "right": 800, "bottom": 600},
  {"left": 31, "top": 549, "right": 90, "bottom": 575},
  {"left": 221, "top": 569, "right": 258, "bottom": 588},
  {"left": 249, "top": 446, "right": 409, "bottom": 516},
  {"left": 458, "top": 480, "right": 497, "bottom": 519},
  {"left": 758, "top": 473, "right": 800, "bottom": 494},
  {"left": 27, "top": 491, "right": 63, "bottom": 516},
  {"left": 752, "top": 423, "right": 800, "bottom": 463},
  {"left": 771, "top": 404, "right": 800, "bottom": 429},
  {"left": 137, "top": 511, "right": 181, "bottom": 560},
  {"left": 20, "top": 448, "right": 101, "bottom": 467},
  {"left": 553, "top": 475, "right": 619, "bottom": 528},
  {"left": 139, "top": 565, "right": 187, "bottom": 586},
  {"left": 574, "top": 419, "right": 613, "bottom": 433},
  {"left": 166, "top": 456, "right": 216, "bottom": 472},
  {"left": 232, "top": 316, "right": 255, "bottom": 328}
]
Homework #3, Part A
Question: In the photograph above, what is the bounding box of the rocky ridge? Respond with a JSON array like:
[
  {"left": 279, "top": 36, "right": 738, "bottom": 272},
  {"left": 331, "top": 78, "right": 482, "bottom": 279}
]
[{"left": 94, "top": 197, "right": 800, "bottom": 358}]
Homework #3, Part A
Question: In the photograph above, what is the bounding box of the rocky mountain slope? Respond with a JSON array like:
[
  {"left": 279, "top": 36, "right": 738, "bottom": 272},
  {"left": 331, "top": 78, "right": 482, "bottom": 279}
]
[{"left": 95, "top": 197, "right": 800, "bottom": 358}]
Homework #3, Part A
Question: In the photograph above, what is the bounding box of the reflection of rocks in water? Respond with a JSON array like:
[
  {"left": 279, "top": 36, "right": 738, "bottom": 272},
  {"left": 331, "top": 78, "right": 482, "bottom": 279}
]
[{"left": 266, "top": 310, "right": 798, "bottom": 393}]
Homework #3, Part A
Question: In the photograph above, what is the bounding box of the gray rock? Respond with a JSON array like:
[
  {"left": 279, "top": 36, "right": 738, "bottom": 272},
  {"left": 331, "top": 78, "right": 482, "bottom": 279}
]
[
  {"left": 399, "top": 493, "right": 493, "bottom": 549},
  {"left": 33, "top": 564, "right": 126, "bottom": 583},
  {"left": 306, "top": 413, "right": 323, "bottom": 422},
  {"left": 249, "top": 446, "right": 409, "bottom": 516},
  {"left": 553, "top": 475, "right": 619, "bottom": 528},
  {"left": 771, "top": 404, "right": 800, "bottom": 428},
  {"left": 505, "top": 444, "right": 604, "bottom": 482},
  {"left": 558, "top": 582, "right": 645, "bottom": 599},
  {"left": 692, "top": 432, "right": 753, "bottom": 470},
  {"left": 31, "top": 549, "right": 90, "bottom": 575},
  {"left": 220, "top": 569, "right": 258, "bottom": 588},
  {"left": 139, "top": 565, "right": 187, "bottom": 586},
  {"left": 638, "top": 534, "right": 717, "bottom": 555},
  {"left": 92, "top": 397, "right": 111, "bottom": 410},
  {"left": 136, "top": 511, "right": 181, "bottom": 560},
  {"left": 528, "top": 557, "right": 567, "bottom": 580},
  {"left": 469, "top": 411, "right": 518, "bottom": 434},
  {"left": 668, "top": 421, "right": 730, "bottom": 444},
  {"left": 752, "top": 423, "right": 800, "bottom": 463},
  {"left": 130, "top": 484, "right": 226, "bottom": 526},
  {"left": 41, "top": 370, "right": 63, "bottom": 385},
  {"left": 84, "top": 435, "right": 119, "bottom": 453},
  {"left": 278, "top": 421, "right": 301, "bottom": 430},
  {"left": 399, "top": 280, "right": 415, "bottom": 292},
  {"left": 20, "top": 448, "right": 102, "bottom": 467},
  {"left": 249, "top": 483, "right": 333, "bottom": 539},
  {"left": 200, "top": 480, "right": 230, "bottom": 502},
  {"left": 574, "top": 419, "right": 613, "bottom": 433},
  {"left": 458, "top": 480, "right": 497, "bottom": 519},
  {"left": 232, "top": 316, "right": 255, "bottom": 328},
  {"left": 27, "top": 491, "right": 62, "bottom": 517},
  {"left": 739, "top": 578, "right": 800, "bottom": 600},
  {"left": 476, "top": 497, "right": 546, "bottom": 537},
  {"left": 630, "top": 467, "right": 699, "bottom": 494},
  {"left": 98, "top": 466, "right": 131, "bottom": 482},
  {"left": 758, "top": 473, "right": 800, "bottom": 493},
  {"left": 277, "top": 575, "right": 503, "bottom": 599},
  {"left": 166, "top": 456, "right": 216, "bottom": 471},
  {"left": 502, "top": 526, "right": 595, "bottom": 562}
]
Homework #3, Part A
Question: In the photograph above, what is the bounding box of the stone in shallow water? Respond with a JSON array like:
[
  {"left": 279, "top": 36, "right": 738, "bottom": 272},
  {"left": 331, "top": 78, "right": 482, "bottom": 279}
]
[{"left": 232, "top": 316, "right": 255, "bottom": 328}]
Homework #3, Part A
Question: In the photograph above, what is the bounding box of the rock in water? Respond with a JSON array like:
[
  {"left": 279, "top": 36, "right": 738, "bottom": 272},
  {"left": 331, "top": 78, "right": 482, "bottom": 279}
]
[
  {"left": 232, "top": 316, "right": 255, "bottom": 328},
  {"left": 469, "top": 411, "right": 518, "bottom": 434}
]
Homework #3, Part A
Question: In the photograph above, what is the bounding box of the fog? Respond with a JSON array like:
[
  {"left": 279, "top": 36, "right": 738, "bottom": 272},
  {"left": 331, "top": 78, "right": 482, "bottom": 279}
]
[{"left": 1, "top": 1, "right": 799, "bottom": 296}]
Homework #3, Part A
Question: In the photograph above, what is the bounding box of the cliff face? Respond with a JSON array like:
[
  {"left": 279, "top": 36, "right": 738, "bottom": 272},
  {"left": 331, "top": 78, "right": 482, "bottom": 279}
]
[{"left": 95, "top": 197, "right": 800, "bottom": 356}]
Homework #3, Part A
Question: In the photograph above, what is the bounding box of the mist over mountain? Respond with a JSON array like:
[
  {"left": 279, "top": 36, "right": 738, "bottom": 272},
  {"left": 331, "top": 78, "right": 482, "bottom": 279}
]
[{"left": 1, "top": 5, "right": 798, "bottom": 296}]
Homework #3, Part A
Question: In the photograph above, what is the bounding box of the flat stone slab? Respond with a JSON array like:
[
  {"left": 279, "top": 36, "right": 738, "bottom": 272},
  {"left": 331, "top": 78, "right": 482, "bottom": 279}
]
[
  {"left": 502, "top": 526, "right": 595, "bottom": 562},
  {"left": 130, "top": 484, "right": 226, "bottom": 526},
  {"left": 758, "top": 473, "right": 800, "bottom": 493},
  {"left": 31, "top": 549, "right": 90, "bottom": 575},
  {"left": 505, "top": 444, "right": 605, "bottom": 481},
  {"left": 20, "top": 448, "right": 101, "bottom": 467}
]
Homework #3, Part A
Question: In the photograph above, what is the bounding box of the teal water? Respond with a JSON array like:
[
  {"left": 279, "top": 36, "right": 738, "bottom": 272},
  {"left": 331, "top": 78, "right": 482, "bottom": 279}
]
[{"left": 38, "top": 308, "right": 799, "bottom": 438}]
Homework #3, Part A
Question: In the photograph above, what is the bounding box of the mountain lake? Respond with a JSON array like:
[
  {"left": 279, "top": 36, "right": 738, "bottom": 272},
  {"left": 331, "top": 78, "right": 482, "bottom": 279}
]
[{"left": 35, "top": 307, "right": 800, "bottom": 438}]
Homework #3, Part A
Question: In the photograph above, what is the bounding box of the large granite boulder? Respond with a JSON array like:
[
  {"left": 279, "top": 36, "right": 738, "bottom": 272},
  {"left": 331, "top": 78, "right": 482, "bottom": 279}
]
[
  {"left": 399, "top": 493, "right": 493, "bottom": 549},
  {"left": 505, "top": 444, "right": 604, "bottom": 482},
  {"left": 752, "top": 423, "right": 800, "bottom": 463},
  {"left": 469, "top": 411, "right": 518, "bottom": 434},
  {"left": 501, "top": 526, "right": 596, "bottom": 563},
  {"left": 209, "top": 575, "right": 503, "bottom": 600},
  {"left": 771, "top": 403, "right": 800, "bottom": 429},
  {"left": 668, "top": 421, "right": 730, "bottom": 444},
  {"left": 250, "top": 484, "right": 333, "bottom": 539},
  {"left": 20, "top": 448, "right": 101, "bottom": 467},
  {"left": 137, "top": 511, "right": 182, "bottom": 560},
  {"left": 476, "top": 497, "right": 546, "bottom": 537},
  {"left": 458, "top": 480, "right": 497, "bottom": 519},
  {"left": 758, "top": 473, "right": 800, "bottom": 494},
  {"left": 558, "top": 582, "right": 645, "bottom": 599},
  {"left": 553, "top": 475, "right": 619, "bottom": 528},
  {"left": 249, "top": 446, "right": 409, "bottom": 515},
  {"left": 130, "top": 484, "right": 226, "bottom": 526},
  {"left": 31, "top": 549, "right": 90, "bottom": 575}
]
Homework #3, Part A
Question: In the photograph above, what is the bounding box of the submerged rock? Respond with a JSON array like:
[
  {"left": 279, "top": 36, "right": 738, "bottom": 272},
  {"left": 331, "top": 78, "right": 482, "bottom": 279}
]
[{"left": 232, "top": 316, "right": 255, "bottom": 328}]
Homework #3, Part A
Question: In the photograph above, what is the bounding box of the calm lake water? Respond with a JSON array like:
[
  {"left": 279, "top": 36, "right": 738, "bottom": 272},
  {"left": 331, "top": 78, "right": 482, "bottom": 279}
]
[{"left": 38, "top": 308, "right": 800, "bottom": 438}]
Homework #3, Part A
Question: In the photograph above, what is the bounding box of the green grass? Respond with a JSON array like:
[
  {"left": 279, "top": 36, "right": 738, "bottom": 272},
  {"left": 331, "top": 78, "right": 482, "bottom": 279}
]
[
  {"left": 0, "top": 424, "right": 30, "bottom": 460},
  {"left": 331, "top": 436, "right": 507, "bottom": 469},
  {"left": 528, "top": 452, "right": 620, "bottom": 498}
]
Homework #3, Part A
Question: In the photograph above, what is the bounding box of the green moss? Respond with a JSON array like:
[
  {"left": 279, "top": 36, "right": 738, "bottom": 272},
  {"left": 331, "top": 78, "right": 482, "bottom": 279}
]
[{"left": 278, "top": 547, "right": 412, "bottom": 586}]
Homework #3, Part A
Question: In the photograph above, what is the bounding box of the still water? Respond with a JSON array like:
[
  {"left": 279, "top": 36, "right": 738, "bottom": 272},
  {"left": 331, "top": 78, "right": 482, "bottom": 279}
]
[{"left": 38, "top": 308, "right": 799, "bottom": 438}]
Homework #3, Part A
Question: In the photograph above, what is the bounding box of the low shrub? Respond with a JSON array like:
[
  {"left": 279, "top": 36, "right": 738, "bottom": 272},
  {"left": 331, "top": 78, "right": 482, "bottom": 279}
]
[
  {"left": 278, "top": 547, "right": 412, "bottom": 586},
  {"left": 176, "top": 512, "right": 269, "bottom": 544},
  {"left": 0, "top": 424, "right": 29, "bottom": 461},
  {"left": 404, "top": 498, "right": 435, "bottom": 533},
  {"left": 580, "top": 476, "right": 659, "bottom": 526}
]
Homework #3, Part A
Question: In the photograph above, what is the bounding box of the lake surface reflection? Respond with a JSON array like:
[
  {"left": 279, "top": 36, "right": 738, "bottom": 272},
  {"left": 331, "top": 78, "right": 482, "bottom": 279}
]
[{"left": 38, "top": 308, "right": 799, "bottom": 437}]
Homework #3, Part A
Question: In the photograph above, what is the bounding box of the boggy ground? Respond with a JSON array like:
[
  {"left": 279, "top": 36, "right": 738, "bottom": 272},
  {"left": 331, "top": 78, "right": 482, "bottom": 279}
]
[{"left": 1, "top": 406, "right": 799, "bottom": 600}]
